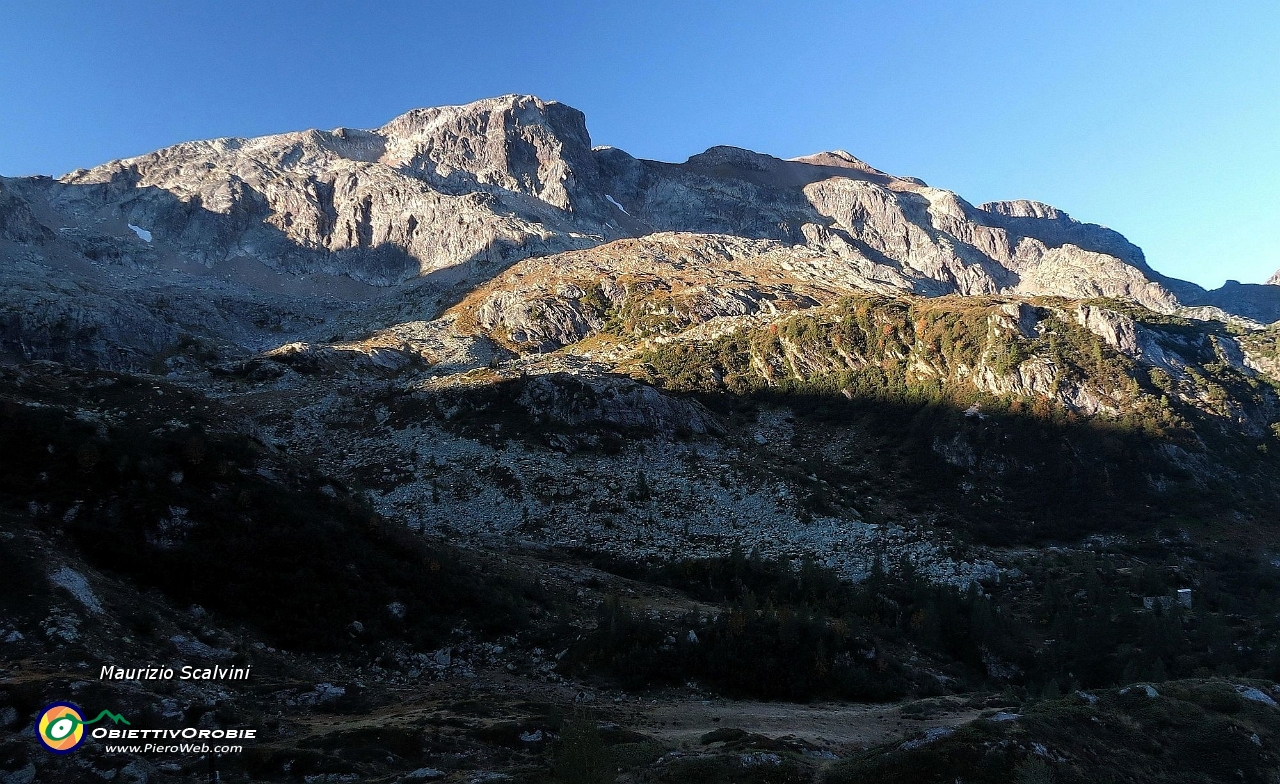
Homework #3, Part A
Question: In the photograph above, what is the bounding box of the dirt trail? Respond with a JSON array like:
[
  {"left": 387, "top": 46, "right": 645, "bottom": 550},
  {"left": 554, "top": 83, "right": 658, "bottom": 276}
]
[
  {"left": 277, "top": 666, "right": 987, "bottom": 756},
  {"left": 617, "top": 696, "right": 984, "bottom": 750}
]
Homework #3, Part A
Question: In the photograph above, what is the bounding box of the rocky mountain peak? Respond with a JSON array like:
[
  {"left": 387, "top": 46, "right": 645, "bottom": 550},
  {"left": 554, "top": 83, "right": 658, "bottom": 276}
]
[
  {"left": 684, "top": 145, "right": 783, "bottom": 171},
  {"left": 788, "top": 149, "right": 889, "bottom": 178},
  {"left": 376, "top": 94, "right": 600, "bottom": 212},
  {"left": 978, "top": 200, "right": 1067, "bottom": 220}
]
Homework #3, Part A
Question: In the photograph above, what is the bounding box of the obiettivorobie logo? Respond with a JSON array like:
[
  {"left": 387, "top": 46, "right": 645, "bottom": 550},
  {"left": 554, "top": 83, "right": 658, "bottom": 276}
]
[
  {"left": 35, "top": 703, "right": 130, "bottom": 754},
  {"left": 36, "top": 700, "right": 256, "bottom": 755}
]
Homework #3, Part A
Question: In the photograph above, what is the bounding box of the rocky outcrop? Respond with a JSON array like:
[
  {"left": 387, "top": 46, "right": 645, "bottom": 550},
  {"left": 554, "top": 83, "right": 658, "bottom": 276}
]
[
  {"left": 1017, "top": 247, "right": 1181, "bottom": 313},
  {"left": 1075, "top": 306, "right": 1151, "bottom": 358},
  {"left": 517, "top": 373, "right": 716, "bottom": 436},
  {"left": 261, "top": 340, "right": 419, "bottom": 374},
  {"left": 1073, "top": 304, "right": 1258, "bottom": 379},
  {"left": 971, "top": 355, "right": 1116, "bottom": 416},
  {"left": 0, "top": 270, "right": 180, "bottom": 369},
  {"left": 804, "top": 179, "right": 1016, "bottom": 295},
  {"left": 1243, "top": 346, "right": 1280, "bottom": 382},
  {"left": 476, "top": 288, "right": 604, "bottom": 352},
  {"left": 0, "top": 177, "right": 53, "bottom": 244},
  {"left": 976, "top": 200, "right": 1146, "bottom": 268},
  {"left": 456, "top": 233, "right": 867, "bottom": 350}
]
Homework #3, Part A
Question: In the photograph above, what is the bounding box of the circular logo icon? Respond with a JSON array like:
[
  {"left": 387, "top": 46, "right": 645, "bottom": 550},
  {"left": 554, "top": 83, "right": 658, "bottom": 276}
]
[{"left": 36, "top": 703, "right": 85, "bottom": 754}]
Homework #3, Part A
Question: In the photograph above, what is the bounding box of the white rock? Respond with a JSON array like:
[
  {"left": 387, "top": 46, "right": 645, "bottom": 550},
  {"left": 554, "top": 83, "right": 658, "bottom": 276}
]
[
  {"left": 48, "top": 566, "right": 103, "bottom": 613},
  {"left": 1237, "top": 685, "right": 1278, "bottom": 708}
]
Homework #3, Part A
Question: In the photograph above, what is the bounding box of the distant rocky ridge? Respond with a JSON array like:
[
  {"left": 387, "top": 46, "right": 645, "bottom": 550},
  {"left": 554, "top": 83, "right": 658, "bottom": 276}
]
[{"left": 3, "top": 94, "right": 1279, "bottom": 371}]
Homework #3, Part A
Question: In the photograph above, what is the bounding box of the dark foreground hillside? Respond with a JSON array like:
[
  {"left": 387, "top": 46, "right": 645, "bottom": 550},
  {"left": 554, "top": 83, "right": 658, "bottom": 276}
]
[{"left": 4, "top": 363, "right": 1280, "bottom": 783}]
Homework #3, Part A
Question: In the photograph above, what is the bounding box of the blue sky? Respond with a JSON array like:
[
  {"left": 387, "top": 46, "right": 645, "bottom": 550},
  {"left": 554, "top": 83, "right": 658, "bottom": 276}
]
[{"left": 2, "top": 1, "right": 1277, "bottom": 288}]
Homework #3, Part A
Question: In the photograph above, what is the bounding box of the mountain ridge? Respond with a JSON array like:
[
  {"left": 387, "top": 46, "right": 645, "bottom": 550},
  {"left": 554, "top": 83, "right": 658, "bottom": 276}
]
[
  {"left": 2, "top": 93, "right": 1279, "bottom": 390},
  {"left": 2, "top": 93, "right": 1272, "bottom": 306}
]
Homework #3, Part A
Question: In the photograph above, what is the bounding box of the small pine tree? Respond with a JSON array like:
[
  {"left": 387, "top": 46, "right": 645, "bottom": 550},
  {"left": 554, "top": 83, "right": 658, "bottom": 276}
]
[
  {"left": 1120, "top": 657, "right": 1141, "bottom": 685},
  {"left": 555, "top": 710, "right": 610, "bottom": 784},
  {"left": 1040, "top": 679, "right": 1062, "bottom": 700},
  {"left": 1151, "top": 658, "right": 1168, "bottom": 683},
  {"left": 1014, "top": 757, "right": 1055, "bottom": 784}
]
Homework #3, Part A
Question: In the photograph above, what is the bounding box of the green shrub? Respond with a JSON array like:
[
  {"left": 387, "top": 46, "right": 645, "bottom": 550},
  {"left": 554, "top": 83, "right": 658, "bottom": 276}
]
[{"left": 555, "top": 711, "right": 611, "bottom": 784}]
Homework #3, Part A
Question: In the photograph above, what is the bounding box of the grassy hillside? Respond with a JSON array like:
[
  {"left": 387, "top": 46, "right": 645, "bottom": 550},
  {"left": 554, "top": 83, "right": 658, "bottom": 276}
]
[{"left": 624, "top": 295, "right": 1280, "bottom": 543}]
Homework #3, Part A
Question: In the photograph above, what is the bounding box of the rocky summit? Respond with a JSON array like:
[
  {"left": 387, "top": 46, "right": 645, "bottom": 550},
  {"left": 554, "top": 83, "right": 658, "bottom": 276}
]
[{"left": 5, "top": 96, "right": 1280, "bottom": 784}]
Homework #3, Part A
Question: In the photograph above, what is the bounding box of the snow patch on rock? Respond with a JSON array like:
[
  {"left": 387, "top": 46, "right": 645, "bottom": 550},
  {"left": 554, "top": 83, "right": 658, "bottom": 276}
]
[{"left": 605, "top": 194, "right": 630, "bottom": 215}]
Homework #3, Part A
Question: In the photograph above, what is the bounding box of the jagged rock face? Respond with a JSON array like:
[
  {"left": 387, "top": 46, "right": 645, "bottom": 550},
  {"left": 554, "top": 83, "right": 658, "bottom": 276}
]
[
  {"left": 977, "top": 200, "right": 1145, "bottom": 265},
  {"left": 591, "top": 146, "right": 1199, "bottom": 315},
  {"left": 804, "top": 179, "right": 1021, "bottom": 296},
  {"left": 973, "top": 356, "right": 1089, "bottom": 410},
  {"left": 595, "top": 146, "right": 1192, "bottom": 312},
  {"left": 592, "top": 146, "right": 820, "bottom": 243},
  {"left": 1073, "top": 304, "right": 1191, "bottom": 376},
  {"left": 802, "top": 181, "right": 1187, "bottom": 311},
  {"left": 378, "top": 97, "right": 604, "bottom": 215},
  {"left": 14, "top": 95, "right": 618, "bottom": 287},
  {"left": 1, "top": 269, "right": 179, "bottom": 369},
  {"left": 1016, "top": 246, "right": 1181, "bottom": 312},
  {"left": 1069, "top": 303, "right": 1279, "bottom": 434},
  {"left": 0, "top": 178, "right": 53, "bottom": 245},
  {"left": 1075, "top": 304, "right": 1251, "bottom": 381},
  {"left": 1269, "top": 270, "right": 1280, "bottom": 286}
]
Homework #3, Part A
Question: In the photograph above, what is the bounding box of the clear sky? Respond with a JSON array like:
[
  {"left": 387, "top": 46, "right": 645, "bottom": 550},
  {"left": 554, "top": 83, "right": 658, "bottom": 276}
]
[{"left": 2, "top": 1, "right": 1277, "bottom": 288}]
